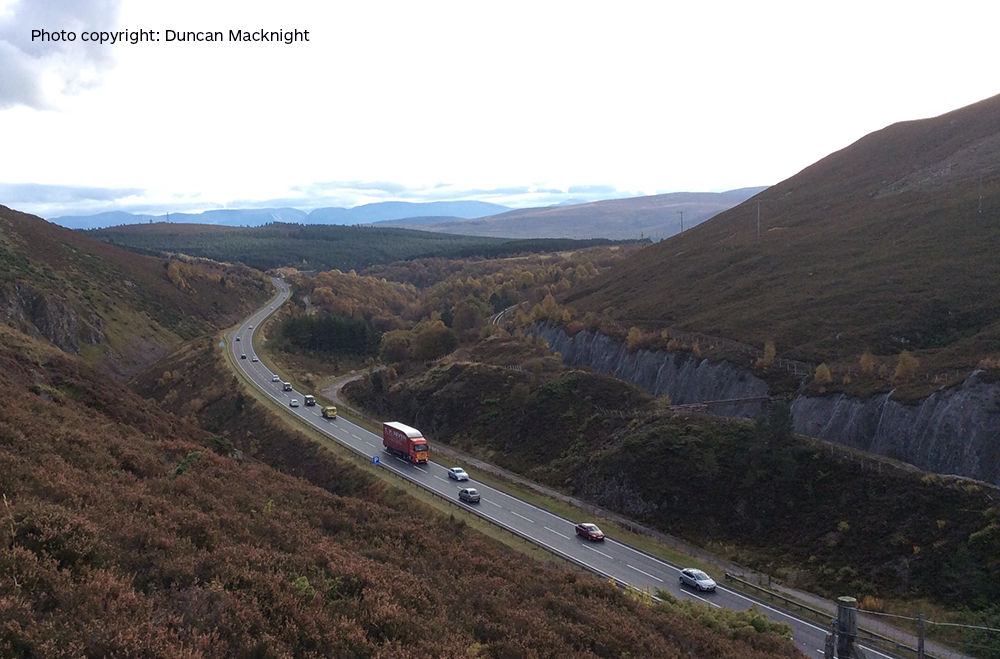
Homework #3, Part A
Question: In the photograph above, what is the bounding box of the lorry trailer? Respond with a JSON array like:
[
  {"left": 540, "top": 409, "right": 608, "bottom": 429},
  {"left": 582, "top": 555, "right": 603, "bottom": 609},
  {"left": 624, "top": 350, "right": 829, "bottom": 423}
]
[{"left": 382, "top": 422, "right": 429, "bottom": 464}]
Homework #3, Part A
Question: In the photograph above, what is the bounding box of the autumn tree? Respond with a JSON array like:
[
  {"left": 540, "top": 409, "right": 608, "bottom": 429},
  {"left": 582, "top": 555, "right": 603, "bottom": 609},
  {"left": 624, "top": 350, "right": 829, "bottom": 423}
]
[
  {"left": 894, "top": 351, "right": 919, "bottom": 382},
  {"left": 411, "top": 321, "right": 458, "bottom": 361},
  {"left": 814, "top": 363, "right": 832, "bottom": 387},
  {"left": 860, "top": 351, "right": 876, "bottom": 376},
  {"left": 627, "top": 327, "right": 643, "bottom": 352},
  {"left": 757, "top": 341, "right": 776, "bottom": 368},
  {"left": 379, "top": 330, "right": 412, "bottom": 363}
]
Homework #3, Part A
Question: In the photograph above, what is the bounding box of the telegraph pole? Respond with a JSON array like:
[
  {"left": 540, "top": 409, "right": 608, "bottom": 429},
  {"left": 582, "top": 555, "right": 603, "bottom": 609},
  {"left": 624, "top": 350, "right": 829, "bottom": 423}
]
[
  {"left": 980, "top": 168, "right": 984, "bottom": 215},
  {"left": 678, "top": 210, "right": 684, "bottom": 233}
]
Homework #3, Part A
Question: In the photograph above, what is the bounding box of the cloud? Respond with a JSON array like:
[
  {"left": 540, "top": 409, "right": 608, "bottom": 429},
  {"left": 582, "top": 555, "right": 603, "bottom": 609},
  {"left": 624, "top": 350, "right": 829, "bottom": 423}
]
[
  {"left": 0, "top": 181, "right": 143, "bottom": 203},
  {"left": 567, "top": 184, "right": 619, "bottom": 194},
  {"left": 0, "top": 0, "right": 121, "bottom": 109}
]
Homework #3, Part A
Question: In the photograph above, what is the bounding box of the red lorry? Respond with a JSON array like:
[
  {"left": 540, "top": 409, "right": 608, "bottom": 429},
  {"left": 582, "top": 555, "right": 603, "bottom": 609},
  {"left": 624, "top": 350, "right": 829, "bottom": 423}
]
[{"left": 382, "top": 421, "right": 429, "bottom": 464}]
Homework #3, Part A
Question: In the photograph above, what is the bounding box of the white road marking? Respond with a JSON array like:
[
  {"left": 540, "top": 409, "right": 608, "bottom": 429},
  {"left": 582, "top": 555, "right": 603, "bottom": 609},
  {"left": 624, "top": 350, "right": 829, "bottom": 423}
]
[
  {"left": 585, "top": 546, "right": 613, "bottom": 559},
  {"left": 510, "top": 510, "right": 534, "bottom": 523},
  {"left": 364, "top": 441, "right": 375, "bottom": 447},
  {"left": 414, "top": 466, "right": 428, "bottom": 473},
  {"left": 681, "top": 589, "right": 721, "bottom": 608},
  {"left": 544, "top": 526, "right": 570, "bottom": 539},
  {"left": 433, "top": 475, "right": 447, "bottom": 482},
  {"left": 627, "top": 564, "right": 663, "bottom": 582},
  {"left": 485, "top": 499, "right": 502, "bottom": 507}
]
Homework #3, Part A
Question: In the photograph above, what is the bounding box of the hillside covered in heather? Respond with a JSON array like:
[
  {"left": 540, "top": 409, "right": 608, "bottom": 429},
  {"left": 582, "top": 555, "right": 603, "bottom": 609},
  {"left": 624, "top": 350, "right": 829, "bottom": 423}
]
[
  {"left": 0, "top": 322, "right": 801, "bottom": 658},
  {"left": 564, "top": 93, "right": 1000, "bottom": 376}
]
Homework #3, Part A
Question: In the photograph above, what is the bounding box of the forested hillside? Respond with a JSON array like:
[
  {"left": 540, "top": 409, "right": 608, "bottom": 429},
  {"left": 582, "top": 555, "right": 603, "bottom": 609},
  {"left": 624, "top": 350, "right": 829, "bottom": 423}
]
[{"left": 86, "top": 221, "right": 629, "bottom": 272}]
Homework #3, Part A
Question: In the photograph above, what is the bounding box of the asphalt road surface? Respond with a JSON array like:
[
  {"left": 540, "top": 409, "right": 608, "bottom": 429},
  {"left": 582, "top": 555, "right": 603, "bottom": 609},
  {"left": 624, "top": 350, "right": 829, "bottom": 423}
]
[{"left": 230, "top": 277, "right": 899, "bottom": 659}]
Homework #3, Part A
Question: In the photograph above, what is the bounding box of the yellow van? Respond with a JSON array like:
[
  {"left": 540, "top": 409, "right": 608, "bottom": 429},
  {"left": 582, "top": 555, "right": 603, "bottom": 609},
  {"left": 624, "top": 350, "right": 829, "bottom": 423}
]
[{"left": 321, "top": 406, "right": 338, "bottom": 419}]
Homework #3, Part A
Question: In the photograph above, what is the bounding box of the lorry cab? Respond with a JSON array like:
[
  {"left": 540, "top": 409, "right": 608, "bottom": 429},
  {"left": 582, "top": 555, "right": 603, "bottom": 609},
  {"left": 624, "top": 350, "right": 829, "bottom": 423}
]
[
  {"left": 303, "top": 395, "right": 315, "bottom": 406},
  {"left": 322, "top": 406, "right": 338, "bottom": 419}
]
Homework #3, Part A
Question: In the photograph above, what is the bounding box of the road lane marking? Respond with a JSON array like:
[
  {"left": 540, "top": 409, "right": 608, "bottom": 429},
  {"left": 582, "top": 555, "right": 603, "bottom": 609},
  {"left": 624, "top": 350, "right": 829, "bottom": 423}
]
[
  {"left": 544, "top": 526, "right": 570, "bottom": 539},
  {"left": 414, "top": 466, "right": 428, "bottom": 473},
  {"left": 627, "top": 564, "right": 663, "bottom": 582},
  {"left": 585, "top": 546, "right": 613, "bottom": 559},
  {"left": 485, "top": 499, "right": 502, "bottom": 507},
  {"left": 433, "top": 475, "right": 447, "bottom": 482},
  {"left": 681, "top": 589, "right": 721, "bottom": 608},
  {"left": 510, "top": 510, "right": 534, "bottom": 523},
  {"left": 364, "top": 441, "right": 375, "bottom": 447}
]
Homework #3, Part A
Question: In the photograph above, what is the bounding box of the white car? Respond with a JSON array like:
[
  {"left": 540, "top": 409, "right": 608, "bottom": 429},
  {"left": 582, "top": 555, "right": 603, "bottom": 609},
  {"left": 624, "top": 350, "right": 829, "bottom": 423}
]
[
  {"left": 289, "top": 399, "right": 299, "bottom": 407},
  {"left": 272, "top": 375, "right": 280, "bottom": 382},
  {"left": 447, "top": 467, "right": 469, "bottom": 481},
  {"left": 252, "top": 356, "right": 259, "bottom": 362}
]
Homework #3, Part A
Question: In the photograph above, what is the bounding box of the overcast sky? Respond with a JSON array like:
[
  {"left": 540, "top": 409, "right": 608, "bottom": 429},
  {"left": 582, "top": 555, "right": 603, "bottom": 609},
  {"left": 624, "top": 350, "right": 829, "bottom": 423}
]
[{"left": 1, "top": 0, "right": 998, "bottom": 218}]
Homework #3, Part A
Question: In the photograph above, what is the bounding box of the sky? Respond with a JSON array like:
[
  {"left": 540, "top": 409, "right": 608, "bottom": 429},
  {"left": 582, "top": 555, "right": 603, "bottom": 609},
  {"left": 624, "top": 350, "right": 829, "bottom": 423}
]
[{"left": 1, "top": 0, "right": 998, "bottom": 219}]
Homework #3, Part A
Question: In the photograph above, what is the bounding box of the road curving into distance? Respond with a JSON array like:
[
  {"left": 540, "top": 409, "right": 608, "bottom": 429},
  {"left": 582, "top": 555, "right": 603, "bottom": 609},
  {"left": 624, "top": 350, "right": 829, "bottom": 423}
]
[{"left": 228, "top": 277, "right": 899, "bottom": 659}]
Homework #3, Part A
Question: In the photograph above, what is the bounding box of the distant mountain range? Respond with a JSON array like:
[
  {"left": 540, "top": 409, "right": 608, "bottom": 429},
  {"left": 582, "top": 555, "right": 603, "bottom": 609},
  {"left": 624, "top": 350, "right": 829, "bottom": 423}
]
[
  {"left": 49, "top": 201, "right": 510, "bottom": 231},
  {"left": 46, "top": 192, "right": 766, "bottom": 240},
  {"left": 373, "top": 188, "right": 768, "bottom": 240}
]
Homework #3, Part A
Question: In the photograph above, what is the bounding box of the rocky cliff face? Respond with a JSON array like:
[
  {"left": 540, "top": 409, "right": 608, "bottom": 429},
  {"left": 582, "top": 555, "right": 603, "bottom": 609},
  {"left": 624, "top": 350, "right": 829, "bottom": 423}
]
[
  {"left": 533, "top": 324, "right": 1000, "bottom": 485},
  {"left": 534, "top": 324, "right": 770, "bottom": 418},
  {"left": 1, "top": 281, "right": 105, "bottom": 354}
]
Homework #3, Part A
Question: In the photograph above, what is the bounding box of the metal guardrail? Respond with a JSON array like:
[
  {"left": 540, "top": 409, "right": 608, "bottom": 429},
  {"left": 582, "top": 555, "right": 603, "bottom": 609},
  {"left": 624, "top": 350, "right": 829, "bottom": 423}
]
[{"left": 725, "top": 573, "right": 942, "bottom": 659}]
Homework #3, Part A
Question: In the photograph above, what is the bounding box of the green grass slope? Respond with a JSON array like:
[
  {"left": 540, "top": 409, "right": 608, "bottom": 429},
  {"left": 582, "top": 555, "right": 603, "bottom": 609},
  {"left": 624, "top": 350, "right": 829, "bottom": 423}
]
[
  {"left": 0, "top": 206, "right": 270, "bottom": 377},
  {"left": 563, "top": 93, "right": 1000, "bottom": 373}
]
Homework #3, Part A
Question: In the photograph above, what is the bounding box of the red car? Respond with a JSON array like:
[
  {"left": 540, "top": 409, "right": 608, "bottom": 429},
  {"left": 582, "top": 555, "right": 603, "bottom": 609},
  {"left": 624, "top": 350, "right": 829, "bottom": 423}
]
[{"left": 575, "top": 523, "right": 605, "bottom": 541}]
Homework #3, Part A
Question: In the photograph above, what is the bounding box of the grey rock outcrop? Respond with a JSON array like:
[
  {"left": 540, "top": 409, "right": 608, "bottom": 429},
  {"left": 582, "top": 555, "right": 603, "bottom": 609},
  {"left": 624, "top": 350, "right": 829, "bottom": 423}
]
[
  {"left": 792, "top": 373, "right": 1000, "bottom": 484},
  {"left": 532, "top": 323, "right": 1000, "bottom": 485}
]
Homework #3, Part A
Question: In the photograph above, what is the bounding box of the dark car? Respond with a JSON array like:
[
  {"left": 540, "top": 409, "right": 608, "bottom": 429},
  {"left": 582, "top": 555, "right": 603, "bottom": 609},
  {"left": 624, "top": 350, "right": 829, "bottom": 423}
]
[
  {"left": 679, "top": 568, "right": 716, "bottom": 592},
  {"left": 458, "top": 488, "right": 480, "bottom": 504},
  {"left": 575, "top": 523, "right": 605, "bottom": 541}
]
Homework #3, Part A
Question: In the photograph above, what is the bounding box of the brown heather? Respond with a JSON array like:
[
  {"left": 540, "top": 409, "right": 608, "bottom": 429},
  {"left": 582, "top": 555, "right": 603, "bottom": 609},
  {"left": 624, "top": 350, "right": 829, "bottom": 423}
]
[
  {"left": 0, "top": 325, "right": 802, "bottom": 658},
  {"left": 564, "top": 93, "right": 1000, "bottom": 378}
]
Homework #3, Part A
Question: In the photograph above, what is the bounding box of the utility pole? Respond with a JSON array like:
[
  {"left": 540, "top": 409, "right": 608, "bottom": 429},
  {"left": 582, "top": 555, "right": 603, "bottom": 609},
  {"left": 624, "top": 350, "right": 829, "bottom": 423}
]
[
  {"left": 980, "top": 168, "right": 984, "bottom": 215},
  {"left": 918, "top": 612, "right": 925, "bottom": 659},
  {"left": 678, "top": 210, "right": 684, "bottom": 233}
]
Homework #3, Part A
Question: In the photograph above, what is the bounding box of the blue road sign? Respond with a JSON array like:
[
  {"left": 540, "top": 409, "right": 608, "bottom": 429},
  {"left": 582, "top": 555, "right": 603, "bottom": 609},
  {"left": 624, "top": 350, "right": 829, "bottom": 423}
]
[{"left": 372, "top": 456, "right": 380, "bottom": 465}]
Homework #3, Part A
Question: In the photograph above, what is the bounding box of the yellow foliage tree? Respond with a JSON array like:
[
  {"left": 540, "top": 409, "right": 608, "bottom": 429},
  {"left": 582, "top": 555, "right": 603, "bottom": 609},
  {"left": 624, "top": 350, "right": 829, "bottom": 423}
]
[
  {"left": 894, "top": 351, "right": 919, "bottom": 382},
  {"left": 860, "top": 351, "right": 876, "bottom": 377},
  {"left": 627, "top": 327, "right": 643, "bottom": 352},
  {"left": 814, "top": 363, "right": 832, "bottom": 386}
]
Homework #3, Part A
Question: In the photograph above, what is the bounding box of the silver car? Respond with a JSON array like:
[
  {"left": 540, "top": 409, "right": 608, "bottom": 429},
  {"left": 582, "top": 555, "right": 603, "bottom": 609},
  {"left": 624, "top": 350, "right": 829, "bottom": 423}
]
[
  {"left": 679, "top": 568, "right": 716, "bottom": 592},
  {"left": 458, "top": 488, "right": 480, "bottom": 504},
  {"left": 447, "top": 467, "right": 469, "bottom": 481}
]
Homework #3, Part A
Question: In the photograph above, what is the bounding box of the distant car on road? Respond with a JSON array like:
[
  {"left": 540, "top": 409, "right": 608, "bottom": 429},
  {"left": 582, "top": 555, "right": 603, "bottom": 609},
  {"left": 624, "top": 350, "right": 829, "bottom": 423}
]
[
  {"left": 679, "top": 568, "right": 716, "bottom": 592},
  {"left": 252, "top": 356, "right": 259, "bottom": 362},
  {"left": 447, "top": 467, "right": 469, "bottom": 481},
  {"left": 289, "top": 399, "right": 299, "bottom": 407},
  {"left": 282, "top": 382, "right": 292, "bottom": 391},
  {"left": 272, "top": 375, "right": 280, "bottom": 382},
  {"left": 458, "top": 488, "right": 480, "bottom": 503},
  {"left": 240, "top": 354, "right": 246, "bottom": 359},
  {"left": 248, "top": 325, "right": 253, "bottom": 329},
  {"left": 575, "top": 523, "right": 605, "bottom": 541},
  {"left": 235, "top": 337, "right": 240, "bottom": 342}
]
